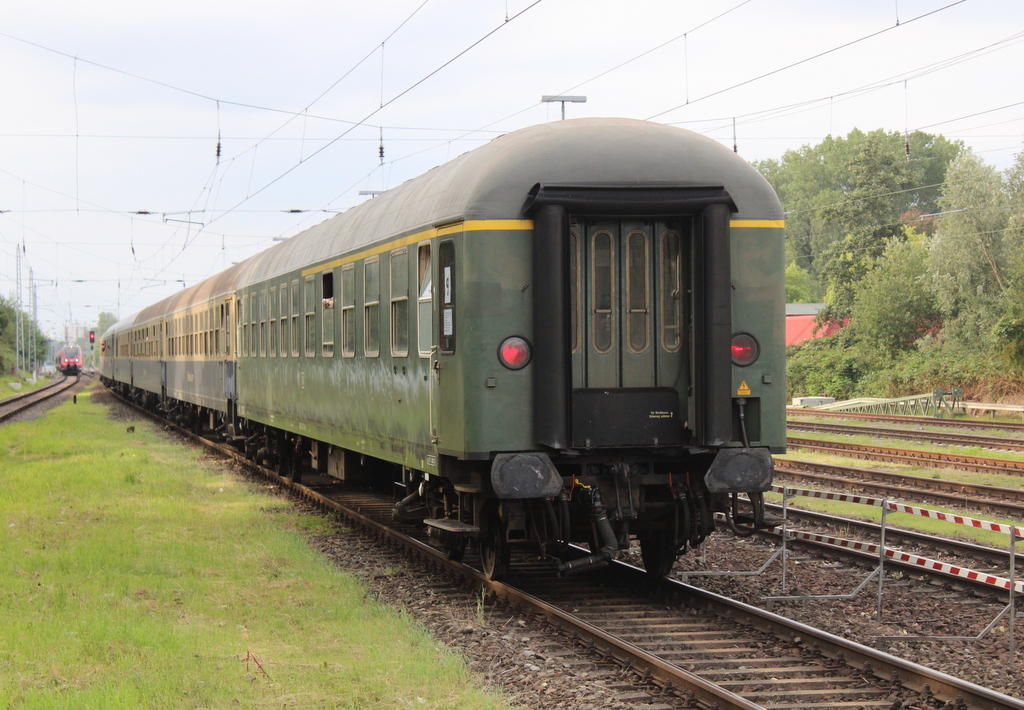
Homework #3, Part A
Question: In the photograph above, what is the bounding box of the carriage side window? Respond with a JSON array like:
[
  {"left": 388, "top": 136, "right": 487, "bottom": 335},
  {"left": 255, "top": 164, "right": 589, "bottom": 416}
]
[
  {"left": 438, "top": 240, "right": 455, "bottom": 354},
  {"left": 391, "top": 248, "right": 409, "bottom": 357},
  {"left": 304, "top": 276, "right": 316, "bottom": 357},
  {"left": 250, "top": 294, "right": 258, "bottom": 357},
  {"left": 322, "top": 270, "right": 335, "bottom": 357},
  {"left": 259, "top": 290, "right": 268, "bottom": 357},
  {"left": 660, "top": 230, "right": 683, "bottom": 353},
  {"left": 341, "top": 264, "right": 356, "bottom": 358},
  {"left": 592, "top": 231, "right": 614, "bottom": 353},
  {"left": 364, "top": 257, "right": 380, "bottom": 357},
  {"left": 569, "top": 230, "right": 580, "bottom": 353},
  {"left": 278, "top": 284, "right": 288, "bottom": 358},
  {"left": 417, "top": 244, "right": 432, "bottom": 357},
  {"left": 237, "top": 300, "right": 244, "bottom": 357},
  {"left": 224, "top": 301, "right": 231, "bottom": 357},
  {"left": 626, "top": 229, "right": 650, "bottom": 353},
  {"left": 269, "top": 287, "right": 277, "bottom": 357},
  {"left": 291, "top": 280, "right": 300, "bottom": 356}
]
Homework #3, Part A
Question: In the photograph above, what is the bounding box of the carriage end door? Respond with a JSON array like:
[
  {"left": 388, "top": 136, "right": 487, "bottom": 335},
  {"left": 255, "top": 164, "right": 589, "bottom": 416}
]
[{"left": 570, "top": 219, "right": 688, "bottom": 447}]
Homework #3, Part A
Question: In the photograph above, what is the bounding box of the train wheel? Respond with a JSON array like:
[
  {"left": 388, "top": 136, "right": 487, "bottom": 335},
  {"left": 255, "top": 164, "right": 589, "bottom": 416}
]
[
  {"left": 444, "top": 538, "right": 467, "bottom": 563},
  {"left": 639, "top": 530, "right": 676, "bottom": 578},
  {"left": 479, "top": 507, "right": 509, "bottom": 581}
]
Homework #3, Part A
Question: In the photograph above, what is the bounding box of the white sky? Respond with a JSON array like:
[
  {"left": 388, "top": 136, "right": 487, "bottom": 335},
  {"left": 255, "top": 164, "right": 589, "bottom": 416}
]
[{"left": 1, "top": 0, "right": 1022, "bottom": 340}]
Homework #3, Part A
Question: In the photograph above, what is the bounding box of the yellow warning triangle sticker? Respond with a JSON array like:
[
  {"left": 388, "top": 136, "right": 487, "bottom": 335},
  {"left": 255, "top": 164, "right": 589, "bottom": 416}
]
[{"left": 737, "top": 381, "right": 751, "bottom": 396}]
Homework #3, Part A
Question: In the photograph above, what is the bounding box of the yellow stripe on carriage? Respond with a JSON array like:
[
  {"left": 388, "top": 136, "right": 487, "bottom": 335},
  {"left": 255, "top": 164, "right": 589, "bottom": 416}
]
[{"left": 302, "top": 220, "right": 534, "bottom": 277}]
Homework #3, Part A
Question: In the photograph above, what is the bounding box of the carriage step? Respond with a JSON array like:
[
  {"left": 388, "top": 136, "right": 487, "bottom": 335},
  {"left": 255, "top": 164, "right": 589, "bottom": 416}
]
[{"left": 423, "top": 519, "right": 480, "bottom": 535}]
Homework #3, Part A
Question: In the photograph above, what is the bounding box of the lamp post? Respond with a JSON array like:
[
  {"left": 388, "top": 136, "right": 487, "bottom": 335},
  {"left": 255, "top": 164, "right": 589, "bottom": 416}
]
[{"left": 541, "top": 95, "right": 587, "bottom": 120}]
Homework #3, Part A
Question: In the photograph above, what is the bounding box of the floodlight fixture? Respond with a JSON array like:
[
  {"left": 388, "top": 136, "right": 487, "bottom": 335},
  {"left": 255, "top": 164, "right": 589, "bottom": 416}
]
[{"left": 541, "top": 95, "right": 587, "bottom": 120}]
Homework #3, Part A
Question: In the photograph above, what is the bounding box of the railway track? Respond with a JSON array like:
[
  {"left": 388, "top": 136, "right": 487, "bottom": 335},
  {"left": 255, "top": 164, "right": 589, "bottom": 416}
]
[
  {"left": 0, "top": 375, "right": 79, "bottom": 424},
  {"left": 787, "top": 407, "right": 1024, "bottom": 434},
  {"left": 774, "top": 457, "right": 1024, "bottom": 519},
  {"left": 757, "top": 503, "right": 1022, "bottom": 598},
  {"left": 109, "top": 391, "right": 1024, "bottom": 710},
  {"left": 787, "top": 419, "right": 1024, "bottom": 453},
  {"left": 788, "top": 436, "right": 1024, "bottom": 477},
  {"left": 766, "top": 503, "right": 1023, "bottom": 570},
  {"left": 250, "top": 470, "right": 1021, "bottom": 710}
]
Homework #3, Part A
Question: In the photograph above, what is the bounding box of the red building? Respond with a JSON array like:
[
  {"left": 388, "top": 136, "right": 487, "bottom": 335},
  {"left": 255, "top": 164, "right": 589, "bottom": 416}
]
[{"left": 786, "top": 303, "right": 841, "bottom": 347}]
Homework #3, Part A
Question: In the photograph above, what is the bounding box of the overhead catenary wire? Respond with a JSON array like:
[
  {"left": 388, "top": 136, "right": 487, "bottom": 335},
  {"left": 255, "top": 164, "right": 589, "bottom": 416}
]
[
  {"left": 647, "top": 0, "right": 967, "bottom": 121},
  {"left": 2, "top": 1, "right": 1020, "bottom": 333},
  {"left": 141, "top": 0, "right": 546, "bottom": 298}
]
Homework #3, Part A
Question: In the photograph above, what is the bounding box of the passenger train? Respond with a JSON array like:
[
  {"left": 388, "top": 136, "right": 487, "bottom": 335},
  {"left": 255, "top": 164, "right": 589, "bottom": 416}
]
[
  {"left": 101, "top": 118, "right": 786, "bottom": 578},
  {"left": 56, "top": 343, "right": 84, "bottom": 375}
]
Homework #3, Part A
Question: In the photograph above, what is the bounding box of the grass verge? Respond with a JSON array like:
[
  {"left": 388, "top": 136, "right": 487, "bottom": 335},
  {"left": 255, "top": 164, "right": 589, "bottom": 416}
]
[{"left": 0, "top": 385, "right": 510, "bottom": 710}]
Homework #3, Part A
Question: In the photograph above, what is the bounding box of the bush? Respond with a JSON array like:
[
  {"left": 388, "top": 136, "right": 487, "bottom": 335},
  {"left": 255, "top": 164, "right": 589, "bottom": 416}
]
[
  {"left": 858, "top": 335, "right": 1020, "bottom": 401},
  {"left": 786, "top": 334, "right": 865, "bottom": 401}
]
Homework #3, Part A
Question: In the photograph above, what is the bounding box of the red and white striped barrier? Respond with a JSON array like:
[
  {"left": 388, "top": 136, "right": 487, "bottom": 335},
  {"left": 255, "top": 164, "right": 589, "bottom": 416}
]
[
  {"left": 770, "top": 484, "right": 1024, "bottom": 538},
  {"left": 770, "top": 484, "right": 886, "bottom": 508},
  {"left": 883, "top": 501, "right": 1024, "bottom": 539},
  {"left": 760, "top": 524, "right": 1024, "bottom": 595}
]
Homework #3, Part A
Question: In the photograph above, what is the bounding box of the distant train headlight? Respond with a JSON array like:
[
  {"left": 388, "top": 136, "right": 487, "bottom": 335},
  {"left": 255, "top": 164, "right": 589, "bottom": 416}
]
[
  {"left": 498, "top": 336, "right": 532, "bottom": 370},
  {"left": 731, "top": 333, "right": 759, "bottom": 367}
]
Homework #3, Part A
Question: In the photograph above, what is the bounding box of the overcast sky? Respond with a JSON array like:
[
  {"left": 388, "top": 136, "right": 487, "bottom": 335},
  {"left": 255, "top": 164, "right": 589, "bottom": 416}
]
[{"left": 2, "top": 0, "right": 1022, "bottom": 341}]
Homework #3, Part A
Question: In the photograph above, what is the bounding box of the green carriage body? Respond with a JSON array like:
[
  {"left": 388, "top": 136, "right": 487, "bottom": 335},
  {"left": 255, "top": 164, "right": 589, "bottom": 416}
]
[{"left": 100, "top": 118, "right": 785, "bottom": 576}]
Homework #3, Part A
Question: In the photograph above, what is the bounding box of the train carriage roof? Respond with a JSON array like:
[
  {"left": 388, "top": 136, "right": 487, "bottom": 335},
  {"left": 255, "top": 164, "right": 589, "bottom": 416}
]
[{"left": 106, "top": 118, "right": 781, "bottom": 334}]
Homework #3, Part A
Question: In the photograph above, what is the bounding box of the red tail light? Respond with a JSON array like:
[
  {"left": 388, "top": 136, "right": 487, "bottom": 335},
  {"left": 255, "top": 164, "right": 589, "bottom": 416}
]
[
  {"left": 731, "top": 333, "right": 759, "bottom": 367},
  {"left": 498, "top": 336, "right": 531, "bottom": 370}
]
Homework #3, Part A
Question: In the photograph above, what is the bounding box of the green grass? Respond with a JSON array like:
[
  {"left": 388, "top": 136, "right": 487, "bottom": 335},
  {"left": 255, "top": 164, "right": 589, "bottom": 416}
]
[
  {"left": 0, "top": 372, "right": 55, "bottom": 400},
  {"left": 0, "top": 386, "right": 510, "bottom": 710},
  {"left": 768, "top": 484, "right": 1021, "bottom": 550}
]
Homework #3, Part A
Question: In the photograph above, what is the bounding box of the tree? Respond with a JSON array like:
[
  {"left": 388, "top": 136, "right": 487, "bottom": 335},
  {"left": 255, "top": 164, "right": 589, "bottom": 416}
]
[
  {"left": 96, "top": 312, "right": 118, "bottom": 336},
  {"left": 0, "top": 295, "right": 47, "bottom": 375},
  {"left": 754, "top": 128, "right": 961, "bottom": 288},
  {"left": 848, "top": 230, "right": 941, "bottom": 361},
  {"left": 784, "top": 261, "right": 818, "bottom": 303},
  {"left": 927, "top": 151, "right": 1008, "bottom": 342}
]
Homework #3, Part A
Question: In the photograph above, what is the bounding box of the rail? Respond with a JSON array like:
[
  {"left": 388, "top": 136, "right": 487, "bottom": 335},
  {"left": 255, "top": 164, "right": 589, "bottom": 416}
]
[{"left": 757, "top": 483, "right": 1019, "bottom": 666}]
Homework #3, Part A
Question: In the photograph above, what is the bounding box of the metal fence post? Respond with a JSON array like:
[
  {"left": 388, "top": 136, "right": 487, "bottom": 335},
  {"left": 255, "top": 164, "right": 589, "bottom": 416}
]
[
  {"left": 1011, "top": 529, "right": 1018, "bottom": 669},
  {"left": 877, "top": 499, "right": 888, "bottom": 622},
  {"left": 781, "top": 487, "right": 791, "bottom": 593}
]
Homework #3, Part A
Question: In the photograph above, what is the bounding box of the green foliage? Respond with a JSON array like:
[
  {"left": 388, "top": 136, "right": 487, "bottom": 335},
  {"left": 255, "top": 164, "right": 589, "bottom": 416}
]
[
  {"left": 927, "top": 150, "right": 1009, "bottom": 342},
  {"left": 786, "top": 333, "right": 864, "bottom": 400},
  {"left": 755, "top": 128, "right": 961, "bottom": 287},
  {"left": 857, "top": 335, "right": 1007, "bottom": 400},
  {"left": 784, "top": 261, "right": 819, "bottom": 302},
  {"left": 96, "top": 311, "right": 118, "bottom": 336},
  {"left": 992, "top": 297, "right": 1024, "bottom": 369},
  {"left": 774, "top": 134, "right": 1024, "bottom": 402},
  {"left": 0, "top": 295, "right": 47, "bottom": 375},
  {"left": 847, "top": 231, "right": 941, "bottom": 360}
]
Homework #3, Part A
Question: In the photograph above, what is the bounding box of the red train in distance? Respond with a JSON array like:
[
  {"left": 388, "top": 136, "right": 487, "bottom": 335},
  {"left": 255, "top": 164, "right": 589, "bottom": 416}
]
[{"left": 56, "top": 343, "right": 84, "bottom": 375}]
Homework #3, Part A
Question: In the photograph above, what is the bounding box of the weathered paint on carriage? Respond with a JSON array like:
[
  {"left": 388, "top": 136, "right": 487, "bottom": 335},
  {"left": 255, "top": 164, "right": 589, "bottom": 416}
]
[
  {"left": 230, "top": 223, "right": 535, "bottom": 473},
  {"left": 729, "top": 221, "right": 787, "bottom": 451},
  {"left": 100, "top": 118, "right": 786, "bottom": 480}
]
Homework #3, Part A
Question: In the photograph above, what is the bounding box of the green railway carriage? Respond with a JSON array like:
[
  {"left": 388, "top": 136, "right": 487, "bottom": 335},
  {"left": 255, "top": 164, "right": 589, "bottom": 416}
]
[{"left": 101, "top": 118, "right": 786, "bottom": 578}]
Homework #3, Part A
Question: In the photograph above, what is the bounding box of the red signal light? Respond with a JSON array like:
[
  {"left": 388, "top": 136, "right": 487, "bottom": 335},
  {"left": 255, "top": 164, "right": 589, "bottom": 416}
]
[
  {"left": 89, "top": 330, "right": 95, "bottom": 343},
  {"left": 730, "top": 333, "right": 759, "bottom": 367},
  {"left": 498, "top": 336, "right": 531, "bottom": 370}
]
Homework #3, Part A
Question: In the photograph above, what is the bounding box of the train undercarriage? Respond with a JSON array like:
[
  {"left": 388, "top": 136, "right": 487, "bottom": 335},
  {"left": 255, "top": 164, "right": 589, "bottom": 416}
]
[
  {"left": 393, "top": 455, "right": 769, "bottom": 579},
  {"left": 103, "top": 380, "right": 770, "bottom": 580}
]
